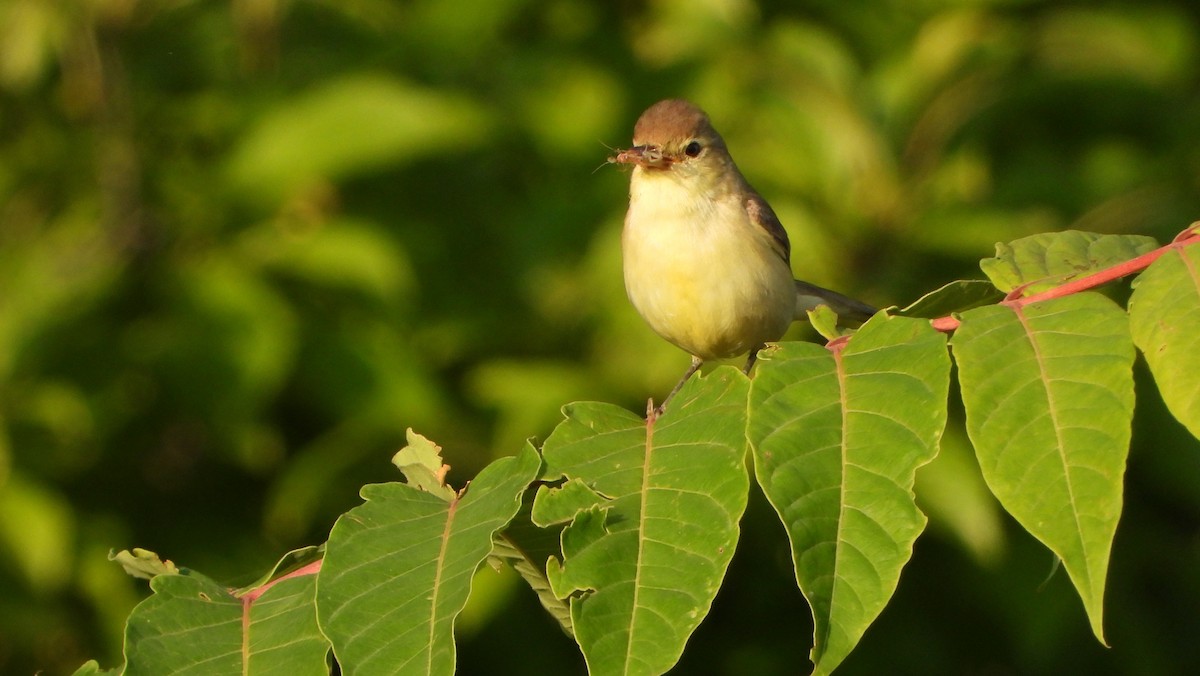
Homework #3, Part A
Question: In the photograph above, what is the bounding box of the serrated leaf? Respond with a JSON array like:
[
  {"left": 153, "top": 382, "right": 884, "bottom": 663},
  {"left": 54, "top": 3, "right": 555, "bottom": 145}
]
[
  {"left": 896, "top": 279, "right": 1005, "bottom": 318},
  {"left": 536, "top": 368, "right": 750, "bottom": 676},
  {"left": 316, "top": 444, "right": 541, "bottom": 675},
  {"left": 981, "top": 230, "right": 1158, "bottom": 294},
  {"left": 123, "top": 571, "right": 328, "bottom": 676},
  {"left": 1128, "top": 243, "right": 1200, "bottom": 438},
  {"left": 392, "top": 428, "right": 456, "bottom": 501},
  {"left": 952, "top": 293, "right": 1134, "bottom": 644},
  {"left": 747, "top": 316, "right": 950, "bottom": 676}
]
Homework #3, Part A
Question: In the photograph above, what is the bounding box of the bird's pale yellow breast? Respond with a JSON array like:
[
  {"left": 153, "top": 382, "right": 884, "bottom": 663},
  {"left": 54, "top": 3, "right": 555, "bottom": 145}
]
[{"left": 622, "top": 167, "right": 796, "bottom": 360}]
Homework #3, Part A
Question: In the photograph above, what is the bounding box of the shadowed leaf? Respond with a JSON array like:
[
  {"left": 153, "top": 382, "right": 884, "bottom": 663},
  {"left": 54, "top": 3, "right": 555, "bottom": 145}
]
[{"left": 896, "top": 279, "right": 1005, "bottom": 318}]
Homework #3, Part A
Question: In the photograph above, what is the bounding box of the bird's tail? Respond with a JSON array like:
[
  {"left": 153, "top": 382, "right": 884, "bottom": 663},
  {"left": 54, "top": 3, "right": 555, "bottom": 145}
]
[{"left": 794, "top": 280, "right": 877, "bottom": 325}]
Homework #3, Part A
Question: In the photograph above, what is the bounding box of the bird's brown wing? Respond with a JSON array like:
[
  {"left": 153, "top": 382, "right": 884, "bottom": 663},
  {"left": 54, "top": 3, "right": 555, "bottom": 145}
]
[{"left": 745, "top": 191, "right": 791, "bottom": 264}]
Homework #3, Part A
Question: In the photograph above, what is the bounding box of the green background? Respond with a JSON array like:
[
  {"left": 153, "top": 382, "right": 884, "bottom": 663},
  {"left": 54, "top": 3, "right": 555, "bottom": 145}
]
[{"left": 2, "top": 0, "right": 1199, "bottom": 673}]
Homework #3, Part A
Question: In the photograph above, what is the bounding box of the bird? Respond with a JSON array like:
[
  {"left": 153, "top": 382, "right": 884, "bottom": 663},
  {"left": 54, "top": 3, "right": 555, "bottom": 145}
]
[{"left": 611, "top": 99, "right": 875, "bottom": 410}]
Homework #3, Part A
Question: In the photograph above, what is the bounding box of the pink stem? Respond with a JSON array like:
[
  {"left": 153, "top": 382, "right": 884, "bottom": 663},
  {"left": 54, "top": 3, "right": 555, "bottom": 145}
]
[
  {"left": 924, "top": 225, "right": 1200, "bottom": 336},
  {"left": 238, "top": 559, "right": 323, "bottom": 605}
]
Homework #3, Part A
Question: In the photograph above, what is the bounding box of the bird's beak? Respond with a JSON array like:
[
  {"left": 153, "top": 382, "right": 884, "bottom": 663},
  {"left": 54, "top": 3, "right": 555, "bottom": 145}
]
[{"left": 610, "top": 145, "right": 672, "bottom": 170}]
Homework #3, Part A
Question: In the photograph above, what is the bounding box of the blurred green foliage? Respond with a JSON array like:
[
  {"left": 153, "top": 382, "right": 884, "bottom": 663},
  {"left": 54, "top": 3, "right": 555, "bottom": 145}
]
[{"left": 2, "top": 0, "right": 1199, "bottom": 673}]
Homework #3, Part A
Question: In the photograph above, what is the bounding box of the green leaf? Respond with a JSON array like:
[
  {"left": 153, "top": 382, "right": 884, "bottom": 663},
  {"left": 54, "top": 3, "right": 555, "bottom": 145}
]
[
  {"left": 491, "top": 472, "right": 572, "bottom": 635},
  {"left": 952, "top": 293, "right": 1134, "bottom": 644},
  {"left": 70, "top": 659, "right": 118, "bottom": 675},
  {"left": 237, "top": 545, "right": 324, "bottom": 594},
  {"left": 391, "top": 428, "right": 456, "bottom": 501},
  {"left": 895, "top": 279, "right": 1005, "bottom": 318},
  {"left": 747, "top": 315, "right": 950, "bottom": 676},
  {"left": 0, "top": 472, "right": 75, "bottom": 592},
  {"left": 226, "top": 74, "right": 490, "bottom": 203},
  {"left": 250, "top": 218, "right": 415, "bottom": 304},
  {"left": 123, "top": 571, "right": 328, "bottom": 676},
  {"left": 109, "top": 548, "right": 181, "bottom": 580},
  {"left": 980, "top": 230, "right": 1158, "bottom": 294},
  {"left": 536, "top": 368, "right": 750, "bottom": 676},
  {"left": 240, "top": 577, "right": 330, "bottom": 675},
  {"left": 806, "top": 304, "right": 842, "bottom": 341},
  {"left": 1128, "top": 242, "right": 1200, "bottom": 439},
  {"left": 531, "top": 478, "right": 610, "bottom": 524},
  {"left": 316, "top": 444, "right": 541, "bottom": 675}
]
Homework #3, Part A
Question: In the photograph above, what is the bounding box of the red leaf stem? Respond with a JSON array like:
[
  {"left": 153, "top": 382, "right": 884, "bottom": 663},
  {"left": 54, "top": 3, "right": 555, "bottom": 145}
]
[
  {"left": 925, "top": 225, "right": 1200, "bottom": 335},
  {"left": 238, "top": 559, "right": 323, "bottom": 605}
]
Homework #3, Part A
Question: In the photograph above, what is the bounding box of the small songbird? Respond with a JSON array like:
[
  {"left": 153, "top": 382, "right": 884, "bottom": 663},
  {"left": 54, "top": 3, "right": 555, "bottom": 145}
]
[{"left": 612, "top": 99, "right": 875, "bottom": 409}]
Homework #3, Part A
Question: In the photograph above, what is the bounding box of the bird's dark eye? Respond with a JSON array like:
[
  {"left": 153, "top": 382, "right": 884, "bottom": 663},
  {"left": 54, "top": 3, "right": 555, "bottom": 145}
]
[{"left": 684, "top": 140, "right": 703, "bottom": 157}]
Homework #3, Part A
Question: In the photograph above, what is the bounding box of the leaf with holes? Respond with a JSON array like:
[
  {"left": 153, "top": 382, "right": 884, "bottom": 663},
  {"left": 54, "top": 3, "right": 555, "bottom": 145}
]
[
  {"left": 747, "top": 315, "right": 950, "bottom": 676},
  {"left": 535, "top": 368, "right": 750, "bottom": 676},
  {"left": 952, "top": 293, "right": 1134, "bottom": 643}
]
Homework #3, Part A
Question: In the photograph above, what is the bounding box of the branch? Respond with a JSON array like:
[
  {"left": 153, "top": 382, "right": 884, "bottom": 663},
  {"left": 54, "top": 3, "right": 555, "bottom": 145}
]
[{"left": 928, "top": 223, "right": 1200, "bottom": 334}]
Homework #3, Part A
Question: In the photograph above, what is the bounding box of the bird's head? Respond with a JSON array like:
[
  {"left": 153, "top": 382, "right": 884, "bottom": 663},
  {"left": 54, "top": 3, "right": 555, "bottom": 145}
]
[{"left": 611, "top": 99, "right": 734, "bottom": 188}]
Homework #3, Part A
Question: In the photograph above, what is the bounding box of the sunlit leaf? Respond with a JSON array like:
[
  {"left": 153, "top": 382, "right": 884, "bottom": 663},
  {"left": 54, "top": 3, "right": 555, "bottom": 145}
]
[
  {"left": 316, "top": 444, "right": 541, "bottom": 675},
  {"left": 1128, "top": 241, "right": 1200, "bottom": 438},
  {"left": 980, "top": 230, "right": 1158, "bottom": 294},
  {"left": 952, "top": 293, "right": 1134, "bottom": 644},
  {"left": 805, "top": 303, "right": 841, "bottom": 341},
  {"left": 109, "top": 548, "right": 180, "bottom": 581},
  {"left": 748, "top": 316, "right": 950, "bottom": 676},
  {"left": 536, "top": 368, "right": 750, "bottom": 676},
  {"left": 391, "top": 428, "right": 456, "bottom": 501},
  {"left": 123, "top": 571, "right": 328, "bottom": 676}
]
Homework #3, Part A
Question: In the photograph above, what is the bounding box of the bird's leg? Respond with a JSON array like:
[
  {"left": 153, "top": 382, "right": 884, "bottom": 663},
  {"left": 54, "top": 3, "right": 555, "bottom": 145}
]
[
  {"left": 655, "top": 355, "right": 703, "bottom": 416},
  {"left": 742, "top": 344, "right": 764, "bottom": 375}
]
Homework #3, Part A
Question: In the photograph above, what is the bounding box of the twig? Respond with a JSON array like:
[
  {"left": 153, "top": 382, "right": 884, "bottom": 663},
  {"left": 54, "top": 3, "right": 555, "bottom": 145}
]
[{"left": 926, "top": 224, "right": 1200, "bottom": 335}]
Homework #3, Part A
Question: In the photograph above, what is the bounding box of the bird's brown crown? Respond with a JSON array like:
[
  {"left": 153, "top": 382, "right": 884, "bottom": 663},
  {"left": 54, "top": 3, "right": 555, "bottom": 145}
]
[{"left": 632, "top": 99, "right": 724, "bottom": 150}]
